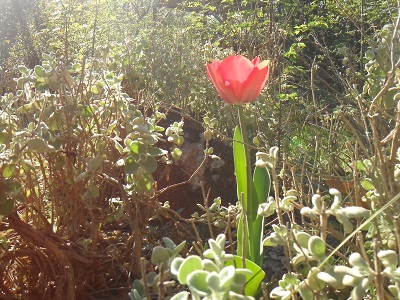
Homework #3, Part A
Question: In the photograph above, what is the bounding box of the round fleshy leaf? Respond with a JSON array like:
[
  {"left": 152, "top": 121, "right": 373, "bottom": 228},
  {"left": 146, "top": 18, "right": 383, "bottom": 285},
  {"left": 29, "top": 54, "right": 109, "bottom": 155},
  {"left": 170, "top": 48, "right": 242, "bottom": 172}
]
[
  {"left": 311, "top": 194, "right": 322, "bottom": 211},
  {"left": 377, "top": 250, "right": 398, "bottom": 267},
  {"left": 349, "top": 253, "right": 369, "bottom": 269},
  {"left": 2, "top": 164, "right": 16, "bottom": 179},
  {"left": 171, "top": 257, "right": 184, "bottom": 276},
  {"left": 361, "top": 178, "right": 375, "bottom": 190},
  {"left": 207, "top": 272, "right": 222, "bottom": 292},
  {"left": 177, "top": 256, "right": 203, "bottom": 285},
  {"left": 306, "top": 268, "right": 325, "bottom": 291},
  {"left": 170, "top": 291, "right": 189, "bottom": 300},
  {"left": 151, "top": 246, "right": 171, "bottom": 266},
  {"left": 308, "top": 236, "right": 326, "bottom": 259},
  {"left": 139, "top": 155, "right": 157, "bottom": 173},
  {"left": 186, "top": 270, "right": 211, "bottom": 296}
]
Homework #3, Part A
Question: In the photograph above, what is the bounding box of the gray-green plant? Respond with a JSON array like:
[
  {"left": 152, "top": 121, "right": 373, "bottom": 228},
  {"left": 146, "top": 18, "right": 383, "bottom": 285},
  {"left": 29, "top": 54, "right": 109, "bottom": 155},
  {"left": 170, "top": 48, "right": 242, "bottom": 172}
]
[
  {"left": 170, "top": 233, "right": 263, "bottom": 300},
  {"left": 129, "top": 237, "right": 186, "bottom": 300}
]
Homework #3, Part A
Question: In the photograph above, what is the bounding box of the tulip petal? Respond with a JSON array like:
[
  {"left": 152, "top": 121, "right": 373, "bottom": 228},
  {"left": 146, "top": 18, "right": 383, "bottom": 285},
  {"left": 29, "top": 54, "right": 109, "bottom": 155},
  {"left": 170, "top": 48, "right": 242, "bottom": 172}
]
[
  {"left": 206, "top": 55, "right": 269, "bottom": 104},
  {"left": 251, "top": 57, "right": 261, "bottom": 65},
  {"left": 241, "top": 62, "right": 269, "bottom": 103},
  {"left": 218, "top": 55, "right": 254, "bottom": 83},
  {"left": 206, "top": 62, "right": 238, "bottom": 104}
]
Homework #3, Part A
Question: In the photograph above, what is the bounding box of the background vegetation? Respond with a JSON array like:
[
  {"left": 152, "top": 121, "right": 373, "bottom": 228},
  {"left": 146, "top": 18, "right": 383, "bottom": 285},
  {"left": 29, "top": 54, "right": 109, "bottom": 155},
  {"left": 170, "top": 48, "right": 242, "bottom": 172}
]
[{"left": 1, "top": 0, "right": 400, "bottom": 299}]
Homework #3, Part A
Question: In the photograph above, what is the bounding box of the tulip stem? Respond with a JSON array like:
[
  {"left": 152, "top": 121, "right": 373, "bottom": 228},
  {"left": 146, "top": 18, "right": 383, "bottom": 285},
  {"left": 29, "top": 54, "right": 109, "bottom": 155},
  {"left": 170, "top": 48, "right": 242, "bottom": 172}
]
[{"left": 236, "top": 105, "right": 253, "bottom": 259}]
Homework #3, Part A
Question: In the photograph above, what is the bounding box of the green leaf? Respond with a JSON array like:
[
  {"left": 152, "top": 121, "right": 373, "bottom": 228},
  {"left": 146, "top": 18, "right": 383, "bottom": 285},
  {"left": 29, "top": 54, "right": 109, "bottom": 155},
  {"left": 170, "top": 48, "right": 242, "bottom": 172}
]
[
  {"left": 151, "top": 246, "right": 171, "bottom": 266},
  {"left": 2, "top": 164, "right": 16, "bottom": 178},
  {"left": 87, "top": 157, "right": 104, "bottom": 172},
  {"left": 356, "top": 160, "right": 366, "bottom": 171},
  {"left": 81, "top": 105, "right": 94, "bottom": 117},
  {"left": 3, "top": 180, "right": 22, "bottom": 197},
  {"left": 233, "top": 126, "right": 251, "bottom": 260},
  {"left": 361, "top": 178, "right": 375, "bottom": 190},
  {"left": 171, "top": 257, "right": 184, "bottom": 277},
  {"left": 139, "top": 155, "right": 157, "bottom": 173},
  {"left": 308, "top": 236, "right": 326, "bottom": 259},
  {"left": 27, "top": 138, "right": 48, "bottom": 153},
  {"left": 18, "top": 65, "right": 29, "bottom": 74},
  {"left": 170, "top": 291, "right": 189, "bottom": 300},
  {"left": 129, "top": 140, "right": 146, "bottom": 155},
  {"left": 147, "top": 146, "right": 167, "bottom": 157},
  {"left": 177, "top": 256, "right": 203, "bottom": 285},
  {"left": 226, "top": 256, "right": 265, "bottom": 296},
  {"left": 251, "top": 166, "right": 270, "bottom": 267},
  {"left": 124, "top": 156, "right": 139, "bottom": 174},
  {"left": 186, "top": 270, "right": 211, "bottom": 296},
  {"left": 34, "top": 65, "right": 46, "bottom": 77}
]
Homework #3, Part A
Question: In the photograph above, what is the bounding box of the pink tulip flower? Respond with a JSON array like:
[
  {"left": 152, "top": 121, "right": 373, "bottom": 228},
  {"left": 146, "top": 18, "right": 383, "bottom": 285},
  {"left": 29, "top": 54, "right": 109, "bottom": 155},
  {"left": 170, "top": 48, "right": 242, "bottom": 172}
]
[{"left": 206, "top": 55, "right": 270, "bottom": 105}]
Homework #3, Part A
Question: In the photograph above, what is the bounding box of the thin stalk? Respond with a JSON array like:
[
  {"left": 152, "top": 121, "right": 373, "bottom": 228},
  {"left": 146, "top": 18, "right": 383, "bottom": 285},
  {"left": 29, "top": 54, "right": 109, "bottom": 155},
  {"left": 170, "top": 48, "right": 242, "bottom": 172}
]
[
  {"left": 236, "top": 105, "right": 253, "bottom": 261},
  {"left": 237, "top": 105, "right": 253, "bottom": 214}
]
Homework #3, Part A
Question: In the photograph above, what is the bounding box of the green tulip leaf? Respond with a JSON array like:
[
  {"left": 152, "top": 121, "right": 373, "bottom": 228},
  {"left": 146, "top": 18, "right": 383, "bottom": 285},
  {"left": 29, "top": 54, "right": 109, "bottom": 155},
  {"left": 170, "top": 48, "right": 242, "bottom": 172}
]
[{"left": 226, "top": 256, "right": 265, "bottom": 297}]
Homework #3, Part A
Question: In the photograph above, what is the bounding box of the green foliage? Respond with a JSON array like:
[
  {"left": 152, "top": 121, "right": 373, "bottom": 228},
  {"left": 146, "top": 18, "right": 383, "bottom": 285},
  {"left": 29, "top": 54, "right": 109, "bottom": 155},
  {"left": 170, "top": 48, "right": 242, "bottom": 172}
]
[
  {"left": 233, "top": 116, "right": 271, "bottom": 268},
  {"left": 129, "top": 237, "right": 186, "bottom": 300},
  {"left": 171, "top": 234, "right": 264, "bottom": 300},
  {"left": 2, "top": 0, "right": 400, "bottom": 298}
]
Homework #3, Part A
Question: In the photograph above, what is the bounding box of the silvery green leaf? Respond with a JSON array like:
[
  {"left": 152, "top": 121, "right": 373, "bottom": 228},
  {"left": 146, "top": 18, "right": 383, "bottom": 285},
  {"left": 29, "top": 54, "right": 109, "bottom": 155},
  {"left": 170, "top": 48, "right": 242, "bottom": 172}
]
[
  {"left": 378, "top": 250, "right": 398, "bottom": 267},
  {"left": 187, "top": 270, "right": 211, "bottom": 297},
  {"left": 389, "top": 285, "right": 400, "bottom": 298},
  {"left": 177, "top": 256, "right": 203, "bottom": 285},
  {"left": 151, "top": 246, "right": 171, "bottom": 266},
  {"left": 298, "top": 282, "right": 314, "bottom": 299},
  {"left": 349, "top": 253, "right": 369, "bottom": 269},
  {"left": 170, "top": 291, "right": 189, "bottom": 300},
  {"left": 308, "top": 236, "right": 326, "bottom": 259},
  {"left": 335, "top": 211, "right": 354, "bottom": 233},
  {"left": 207, "top": 272, "right": 222, "bottom": 292},
  {"left": 317, "top": 271, "right": 341, "bottom": 288},
  {"left": 257, "top": 201, "right": 276, "bottom": 217},
  {"left": 270, "top": 287, "right": 292, "bottom": 300},
  {"left": 329, "top": 188, "right": 342, "bottom": 209},
  {"left": 295, "top": 232, "right": 311, "bottom": 250},
  {"left": 338, "top": 206, "right": 370, "bottom": 218},
  {"left": 311, "top": 194, "right": 322, "bottom": 211},
  {"left": 202, "top": 259, "right": 219, "bottom": 273},
  {"left": 343, "top": 274, "right": 362, "bottom": 287},
  {"left": 219, "top": 266, "right": 235, "bottom": 289},
  {"left": 171, "top": 257, "right": 184, "bottom": 276},
  {"left": 300, "top": 206, "right": 317, "bottom": 219}
]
